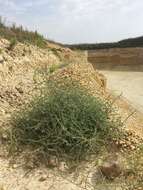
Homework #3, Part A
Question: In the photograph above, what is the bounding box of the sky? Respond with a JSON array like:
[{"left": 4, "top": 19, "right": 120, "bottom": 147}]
[{"left": 0, "top": 0, "right": 143, "bottom": 44}]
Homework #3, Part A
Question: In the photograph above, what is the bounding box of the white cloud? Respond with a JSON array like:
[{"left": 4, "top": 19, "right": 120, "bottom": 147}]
[{"left": 0, "top": 0, "right": 143, "bottom": 43}]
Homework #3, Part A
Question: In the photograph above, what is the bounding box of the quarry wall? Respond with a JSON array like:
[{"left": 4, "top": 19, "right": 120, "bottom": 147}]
[{"left": 88, "top": 48, "right": 143, "bottom": 71}]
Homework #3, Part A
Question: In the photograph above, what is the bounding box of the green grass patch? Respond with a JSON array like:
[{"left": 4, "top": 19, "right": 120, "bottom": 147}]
[
  {"left": 9, "top": 79, "right": 123, "bottom": 163},
  {"left": 7, "top": 38, "right": 17, "bottom": 50},
  {"left": 49, "top": 63, "right": 68, "bottom": 74}
]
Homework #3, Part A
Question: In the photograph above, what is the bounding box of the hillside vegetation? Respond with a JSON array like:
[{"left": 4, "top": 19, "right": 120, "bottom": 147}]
[
  {"left": 10, "top": 77, "right": 122, "bottom": 163},
  {"left": 67, "top": 36, "right": 143, "bottom": 50},
  {"left": 0, "top": 17, "right": 47, "bottom": 48}
]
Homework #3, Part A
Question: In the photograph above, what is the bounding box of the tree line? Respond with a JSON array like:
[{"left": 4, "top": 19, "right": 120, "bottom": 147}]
[{"left": 66, "top": 36, "right": 143, "bottom": 50}]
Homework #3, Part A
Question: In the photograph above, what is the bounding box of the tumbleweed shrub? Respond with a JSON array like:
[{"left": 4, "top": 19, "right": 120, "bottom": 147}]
[{"left": 10, "top": 79, "right": 123, "bottom": 163}]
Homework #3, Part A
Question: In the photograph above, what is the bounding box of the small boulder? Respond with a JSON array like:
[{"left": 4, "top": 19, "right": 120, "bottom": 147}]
[
  {"left": 59, "top": 161, "right": 68, "bottom": 172},
  {"left": 99, "top": 161, "right": 122, "bottom": 180},
  {"left": 47, "top": 156, "right": 58, "bottom": 167}
]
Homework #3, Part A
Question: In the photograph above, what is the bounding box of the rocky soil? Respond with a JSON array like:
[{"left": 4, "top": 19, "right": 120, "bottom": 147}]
[{"left": 0, "top": 39, "right": 143, "bottom": 190}]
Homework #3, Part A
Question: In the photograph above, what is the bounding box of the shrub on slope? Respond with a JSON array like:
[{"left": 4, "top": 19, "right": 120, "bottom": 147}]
[{"left": 10, "top": 79, "right": 122, "bottom": 163}]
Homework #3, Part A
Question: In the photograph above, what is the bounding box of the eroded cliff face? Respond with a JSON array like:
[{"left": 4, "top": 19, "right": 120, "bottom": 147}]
[{"left": 88, "top": 48, "right": 143, "bottom": 71}]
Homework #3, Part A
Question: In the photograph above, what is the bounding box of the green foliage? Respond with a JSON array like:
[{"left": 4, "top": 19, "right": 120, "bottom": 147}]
[
  {"left": 66, "top": 36, "right": 143, "bottom": 50},
  {"left": 0, "top": 17, "right": 47, "bottom": 48},
  {"left": 49, "top": 63, "right": 68, "bottom": 74},
  {"left": 49, "top": 64, "right": 59, "bottom": 74},
  {"left": 9, "top": 79, "right": 122, "bottom": 163},
  {"left": 7, "top": 38, "right": 17, "bottom": 50}
]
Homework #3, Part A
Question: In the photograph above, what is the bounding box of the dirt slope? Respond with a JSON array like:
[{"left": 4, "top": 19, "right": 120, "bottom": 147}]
[
  {"left": 0, "top": 39, "right": 107, "bottom": 190},
  {"left": 0, "top": 39, "right": 106, "bottom": 125},
  {"left": 0, "top": 39, "right": 142, "bottom": 190}
]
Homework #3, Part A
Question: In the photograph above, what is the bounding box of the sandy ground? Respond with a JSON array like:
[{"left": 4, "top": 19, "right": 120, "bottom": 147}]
[{"left": 101, "top": 71, "right": 143, "bottom": 113}]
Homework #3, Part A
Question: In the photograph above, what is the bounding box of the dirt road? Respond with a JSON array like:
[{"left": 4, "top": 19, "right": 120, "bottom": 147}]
[{"left": 101, "top": 71, "right": 143, "bottom": 113}]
